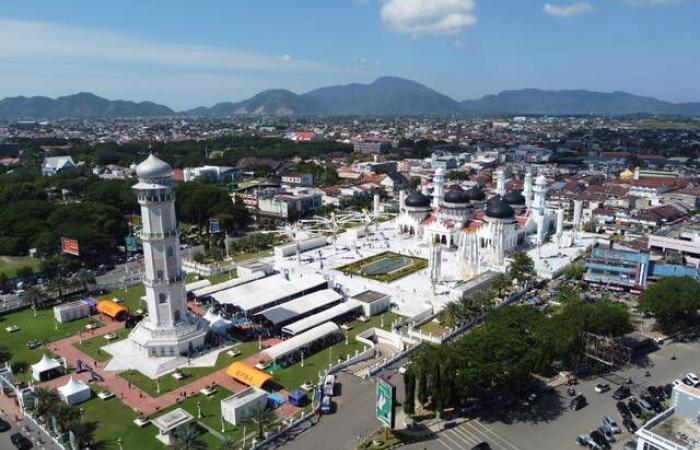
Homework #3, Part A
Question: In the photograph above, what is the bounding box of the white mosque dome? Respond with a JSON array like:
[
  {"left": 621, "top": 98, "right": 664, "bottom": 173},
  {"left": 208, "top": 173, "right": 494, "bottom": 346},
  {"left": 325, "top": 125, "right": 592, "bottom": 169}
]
[{"left": 136, "top": 154, "right": 172, "bottom": 179}]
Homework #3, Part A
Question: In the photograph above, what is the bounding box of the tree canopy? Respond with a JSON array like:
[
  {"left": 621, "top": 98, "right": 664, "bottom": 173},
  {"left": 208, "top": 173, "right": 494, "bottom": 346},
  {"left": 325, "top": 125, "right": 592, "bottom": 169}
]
[{"left": 638, "top": 276, "right": 700, "bottom": 331}]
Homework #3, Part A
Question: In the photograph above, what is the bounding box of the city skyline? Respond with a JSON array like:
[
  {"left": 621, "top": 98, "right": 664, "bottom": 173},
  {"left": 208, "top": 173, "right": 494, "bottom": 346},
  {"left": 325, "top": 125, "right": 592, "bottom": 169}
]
[{"left": 0, "top": 0, "right": 698, "bottom": 109}]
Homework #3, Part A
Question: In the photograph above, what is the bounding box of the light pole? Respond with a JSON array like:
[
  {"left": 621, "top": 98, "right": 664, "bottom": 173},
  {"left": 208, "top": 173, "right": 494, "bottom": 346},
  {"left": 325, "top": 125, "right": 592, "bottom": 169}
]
[
  {"left": 117, "top": 438, "right": 123, "bottom": 450},
  {"left": 156, "top": 379, "right": 160, "bottom": 395}
]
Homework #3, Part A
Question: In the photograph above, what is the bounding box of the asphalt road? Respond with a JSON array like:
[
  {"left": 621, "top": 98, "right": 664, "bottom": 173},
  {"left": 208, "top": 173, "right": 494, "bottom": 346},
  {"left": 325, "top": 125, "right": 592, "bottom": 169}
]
[
  {"left": 403, "top": 339, "right": 700, "bottom": 450},
  {"left": 0, "top": 414, "right": 61, "bottom": 450},
  {"left": 278, "top": 372, "right": 382, "bottom": 450}
]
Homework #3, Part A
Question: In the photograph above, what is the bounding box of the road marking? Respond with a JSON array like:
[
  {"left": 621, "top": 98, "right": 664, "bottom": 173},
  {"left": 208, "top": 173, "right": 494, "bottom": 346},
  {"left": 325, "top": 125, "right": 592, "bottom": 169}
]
[
  {"left": 470, "top": 421, "right": 522, "bottom": 450},
  {"left": 436, "top": 437, "right": 455, "bottom": 450},
  {"left": 450, "top": 426, "right": 480, "bottom": 446},
  {"left": 462, "top": 422, "right": 505, "bottom": 449},
  {"left": 439, "top": 431, "right": 465, "bottom": 450}
]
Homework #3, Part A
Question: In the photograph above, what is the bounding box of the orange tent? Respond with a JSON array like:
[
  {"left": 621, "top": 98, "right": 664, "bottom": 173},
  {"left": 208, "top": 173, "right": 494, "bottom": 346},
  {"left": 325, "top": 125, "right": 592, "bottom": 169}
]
[
  {"left": 96, "top": 300, "right": 128, "bottom": 320},
  {"left": 225, "top": 361, "right": 272, "bottom": 389}
]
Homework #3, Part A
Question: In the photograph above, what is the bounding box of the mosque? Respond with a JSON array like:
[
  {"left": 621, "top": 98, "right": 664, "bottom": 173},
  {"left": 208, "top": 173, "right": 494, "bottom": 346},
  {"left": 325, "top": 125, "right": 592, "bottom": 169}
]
[{"left": 395, "top": 168, "right": 566, "bottom": 279}]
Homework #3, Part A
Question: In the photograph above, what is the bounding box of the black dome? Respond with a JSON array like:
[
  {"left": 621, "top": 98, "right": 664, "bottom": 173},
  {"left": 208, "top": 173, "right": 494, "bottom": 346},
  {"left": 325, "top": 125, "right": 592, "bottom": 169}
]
[
  {"left": 466, "top": 185, "right": 486, "bottom": 201},
  {"left": 404, "top": 191, "right": 431, "bottom": 208},
  {"left": 503, "top": 190, "right": 526, "bottom": 205},
  {"left": 485, "top": 195, "right": 515, "bottom": 219},
  {"left": 443, "top": 186, "right": 470, "bottom": 205}
]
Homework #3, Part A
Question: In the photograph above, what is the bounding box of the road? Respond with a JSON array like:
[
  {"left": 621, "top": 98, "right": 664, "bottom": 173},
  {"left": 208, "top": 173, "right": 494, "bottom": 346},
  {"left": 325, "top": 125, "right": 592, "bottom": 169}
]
[
  {"left": 0, "top": 413, "right": 61, "bottom": 450},
  {"left": 403, "top": 339, "right": 700, "bottom": 450},
  {"left": 276, "top": 372, "right": 382, "bottom": 450}
]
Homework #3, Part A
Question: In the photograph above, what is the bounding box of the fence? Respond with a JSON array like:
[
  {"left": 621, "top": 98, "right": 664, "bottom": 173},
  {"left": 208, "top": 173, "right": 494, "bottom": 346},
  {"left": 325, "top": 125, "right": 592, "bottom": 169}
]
[{"left": 181, "top": 259, "right": 237, "bottom": 277}]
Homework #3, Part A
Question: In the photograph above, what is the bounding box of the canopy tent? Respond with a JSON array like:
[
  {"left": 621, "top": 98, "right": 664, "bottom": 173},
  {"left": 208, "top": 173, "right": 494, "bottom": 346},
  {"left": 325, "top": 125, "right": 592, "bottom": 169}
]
[
  {"left": 191, "top": 272, "right": 267, "bottom": 299},
  {"left": 203, "top": 309, "right": 232, "bottom": 334},
  {"left": 211, "top": 274, "right": 327, "bottom": 315},
  {"left": 255, "top": 289, "right": 343, "bottom": 326},
  {"left": 288, "top": 390, "right": 307, "bottom": 407},
  {"left": 263, "top": 322, "right": 340, "bottom": 362},
  {"left": 96, "top": 300, "right": 128, "bottom": 320},
  {"left": 281, "top": 301, "right": 361, "bottom": 336},
  {"left": 31, "top": 354, "right": 62, "bottom": 382},
  {"left": 57, "top": 377, "right": 91, "bottom": 405},
  {"left": 225, "top": 362, "right": 272, "bottom": 389}
]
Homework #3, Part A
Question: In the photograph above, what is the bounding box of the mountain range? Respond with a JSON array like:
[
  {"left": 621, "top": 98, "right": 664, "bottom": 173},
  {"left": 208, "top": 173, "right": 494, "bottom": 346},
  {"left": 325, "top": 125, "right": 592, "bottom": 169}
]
[{"left": 1, "top": 77, "right": 699, "bottom": 118}]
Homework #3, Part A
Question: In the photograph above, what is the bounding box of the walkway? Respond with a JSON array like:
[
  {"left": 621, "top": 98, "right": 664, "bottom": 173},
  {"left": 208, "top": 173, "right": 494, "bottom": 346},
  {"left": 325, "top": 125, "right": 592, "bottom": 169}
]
[{"left": 44, "top": 319, "right": 296, "bottom": 417}]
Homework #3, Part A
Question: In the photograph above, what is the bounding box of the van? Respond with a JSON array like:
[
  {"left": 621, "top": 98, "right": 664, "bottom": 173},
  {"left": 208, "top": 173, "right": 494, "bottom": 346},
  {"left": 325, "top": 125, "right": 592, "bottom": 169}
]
[
  {"left": 570, "top": 394, "right": 587, "bottom": 411},
  {"left": 323, "top": 374, "right": 335, "bottom": 396}
]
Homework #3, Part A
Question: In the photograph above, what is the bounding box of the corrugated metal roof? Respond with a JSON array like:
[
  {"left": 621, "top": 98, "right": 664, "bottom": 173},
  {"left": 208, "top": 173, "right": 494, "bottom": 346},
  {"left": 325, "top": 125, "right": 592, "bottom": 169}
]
[
  {"left": 282, "top": 300, "right": 361, "bottom": 336},
  {"left": 255, "top": 289, "right": 342, "bottom": 326},
  {"left": 263, "top": 322, "right": 340, "bottom": 361}
]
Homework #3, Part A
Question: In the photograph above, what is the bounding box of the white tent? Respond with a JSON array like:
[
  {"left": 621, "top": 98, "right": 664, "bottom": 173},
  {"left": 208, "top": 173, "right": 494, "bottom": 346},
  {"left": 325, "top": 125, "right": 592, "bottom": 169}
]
[
  {"left": 57, "top": 377, "right": 91, "bottom": 405},
  {"left": 204, "top": 310, "right": 232, "bottom": 335},
  {"left": 263, "top": 322, "right": 340, "bottom": 362},
  {"left": 31, "top": 354, "right": 62, "bottom": 382}
]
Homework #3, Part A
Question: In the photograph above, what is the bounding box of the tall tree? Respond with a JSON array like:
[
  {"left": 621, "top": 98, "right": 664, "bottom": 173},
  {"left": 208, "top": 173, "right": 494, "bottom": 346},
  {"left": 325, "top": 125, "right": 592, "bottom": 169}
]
[
  {"left": 403, "top": 369, "right": 416, "bottom": 415},
  {"left": 638, "top": 276, "right": 700, "bottom": 331},
  {"left": 245, "top": 405, "right": 277, "bottom": 439},
  {"left": 0, "top": 345, "right": 11, "bottom": 364},
  {"left": 22, "top": 287, "right": 45, "bottom": 310},
  {"left": 490, "top": 273, "right": 512, "bottom": 298},
  {"left": 508, "top": 251, "right": 535, "bottom": 283}
]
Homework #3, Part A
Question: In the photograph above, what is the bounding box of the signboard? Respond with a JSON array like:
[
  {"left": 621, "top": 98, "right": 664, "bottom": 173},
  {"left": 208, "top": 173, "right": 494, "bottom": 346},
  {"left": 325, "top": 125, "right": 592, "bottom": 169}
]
[
  {"left": 209, "top": 218, "right": 221, "bottom": 234},
  {"left": 376, "top": 379, "right": 395, "bottom": 428},
  {"left": 60, "top": 237, "right": 80, "bottom": 256},
  {"left": 125, "top": 236, "right": 138, "bottom": 253}
]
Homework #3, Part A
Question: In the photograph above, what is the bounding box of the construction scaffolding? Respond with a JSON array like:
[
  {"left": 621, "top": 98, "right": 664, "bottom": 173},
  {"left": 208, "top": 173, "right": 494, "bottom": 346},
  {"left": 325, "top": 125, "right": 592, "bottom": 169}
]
[{"left": 581, "top": 331, "right": 632, "bottom": 368}]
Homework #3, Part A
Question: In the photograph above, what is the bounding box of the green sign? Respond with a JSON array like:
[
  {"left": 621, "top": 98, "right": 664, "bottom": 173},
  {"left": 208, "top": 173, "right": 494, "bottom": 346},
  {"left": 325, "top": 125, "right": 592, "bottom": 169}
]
[{"left": 376, "top": 379, "right": 395, "bottom": 428}]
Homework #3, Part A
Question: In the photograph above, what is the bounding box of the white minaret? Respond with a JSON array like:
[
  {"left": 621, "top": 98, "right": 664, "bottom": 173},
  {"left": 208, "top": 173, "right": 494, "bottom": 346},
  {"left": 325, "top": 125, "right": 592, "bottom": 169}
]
[
  {"left": 373, "top": 193, "right": 381, "bottom": 217},
  {"left": 556, "top": 208, "right": 565, "bottom": 245},
  {"left": 432, "top": 168, "right": 445, "bottom": 208},
  {"left": 523, "top": 169, "right": 533, "bottom": 207},
  {"left": 128, "top": 154, "right": 207, "bottom": 357},
  {"left": 533, "top": 173, "right": 548, "bottom": 248},
  {"left": 429, "top": 243, "right": 442, "bottom": 287},
  {"left": 496, "top": 168, "right": 506, "bottom": 196}
]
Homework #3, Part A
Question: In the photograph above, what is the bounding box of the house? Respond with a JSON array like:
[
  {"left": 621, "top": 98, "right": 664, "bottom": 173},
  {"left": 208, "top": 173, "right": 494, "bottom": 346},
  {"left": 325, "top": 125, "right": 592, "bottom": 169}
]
[
  {"left": 281, "top": 172, "right": 314, "bottom": 187},
  {"left": 183, "top": 165, "right": 240, "bottom": 183},
  {"left": 42, "top": 156, "right": 75, "bottom": 176}
]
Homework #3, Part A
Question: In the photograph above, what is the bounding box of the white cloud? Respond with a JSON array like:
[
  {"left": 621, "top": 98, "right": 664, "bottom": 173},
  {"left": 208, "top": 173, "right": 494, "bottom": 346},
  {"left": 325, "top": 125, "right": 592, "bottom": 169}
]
[
  {"left": 620, "top": 0, "right": 686, "bottom": 4},
  {"left": 0, "top": 19, "right": 325, "bottom": 73},
  {"left": 381, "top": 0, "right": 477, "bottom": 35},
  {"left": 276, "top": 54, "right": 293, "bottom": 62},
  {"left": 543, "top": 2, "right": 594, "bottom": 17}
]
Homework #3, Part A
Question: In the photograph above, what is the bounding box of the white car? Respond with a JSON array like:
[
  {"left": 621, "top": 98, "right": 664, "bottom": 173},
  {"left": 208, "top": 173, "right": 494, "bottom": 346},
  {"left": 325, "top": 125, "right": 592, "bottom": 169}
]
[
  {"left": 687, "top": 372, "right": 700, "bottom": 386},
  {"left": 594, "top": 383, "right": 610, "bottom": 393}
]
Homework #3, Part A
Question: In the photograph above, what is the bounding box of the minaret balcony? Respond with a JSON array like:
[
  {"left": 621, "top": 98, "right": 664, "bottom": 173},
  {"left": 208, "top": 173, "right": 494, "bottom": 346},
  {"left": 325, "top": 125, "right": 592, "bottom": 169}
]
[{"left": 143, "top": 271, "right": 186, "bottom": 286}]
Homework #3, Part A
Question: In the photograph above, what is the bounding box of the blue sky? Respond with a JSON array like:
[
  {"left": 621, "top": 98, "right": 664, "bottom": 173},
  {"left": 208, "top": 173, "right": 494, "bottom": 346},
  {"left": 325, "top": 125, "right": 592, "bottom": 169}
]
[{"left": 0, "top": 0, "right": 698, "bottom": 109}]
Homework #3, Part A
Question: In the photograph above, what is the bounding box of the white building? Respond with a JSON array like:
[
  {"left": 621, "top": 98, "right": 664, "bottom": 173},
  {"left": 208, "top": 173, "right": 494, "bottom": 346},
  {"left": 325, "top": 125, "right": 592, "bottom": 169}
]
[
  {"left": 127, "top": 154, "right": 208, "bottom": 357},
  {"left": 636, "top": 384, "right": 700, "bottom": 450},
  {"left": 53, "top": 300, "right": 91, "bottom": 323},
  {"left": 42, "top": 156, "right": 75, "bottom": 176},
  {"left": 183, "top": 165, "right": 240, "bottom": 183},
  {"left": 221, "top": 387, "right": 268, "bottom": 426}
]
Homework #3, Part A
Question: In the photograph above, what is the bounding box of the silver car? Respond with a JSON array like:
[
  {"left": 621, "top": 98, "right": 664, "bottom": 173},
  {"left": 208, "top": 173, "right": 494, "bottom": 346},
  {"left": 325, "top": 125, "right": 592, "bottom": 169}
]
[{"left": 603, "top": 416, "right": 621, "bottom": 434}]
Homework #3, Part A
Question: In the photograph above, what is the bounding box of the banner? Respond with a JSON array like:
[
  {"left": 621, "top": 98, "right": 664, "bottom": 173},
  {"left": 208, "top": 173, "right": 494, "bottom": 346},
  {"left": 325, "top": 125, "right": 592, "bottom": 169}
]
[
  {"left": 125, "top": 236, "right": 138, "bottom": 253},
  {"left": 61, "top": 237, "right": 80, "bottom": 256}
]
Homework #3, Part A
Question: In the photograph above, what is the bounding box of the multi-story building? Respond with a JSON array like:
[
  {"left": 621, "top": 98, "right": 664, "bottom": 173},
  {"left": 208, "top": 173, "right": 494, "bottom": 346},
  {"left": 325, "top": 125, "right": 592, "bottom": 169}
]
[
  {"left": 280, "top": 172, "right": 314, "bottom": 187},
  {"left": 257, "top": 191, "right": 323, "bottom": 220},
  {"left": 649, "top": 224, "right": 700, "bottom": 263},
  {"left": 636, "top": 384, "right": 700, "bottom": 450},
  {"left": 182, "top": 165, "right": 240, "bottom": 183},
  {"left": 353, "top": 139, "right": 392, "bottom": 154}
]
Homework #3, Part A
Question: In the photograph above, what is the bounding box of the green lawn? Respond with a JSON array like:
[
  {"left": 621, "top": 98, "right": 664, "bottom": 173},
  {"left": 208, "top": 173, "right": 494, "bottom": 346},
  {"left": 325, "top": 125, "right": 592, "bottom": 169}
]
[
  {"left": 229, "top": 249, "right": 274, "bottom": 263},
  {"left": 417, "top": 320, "right": 447, "bottom": 337},
  {"left": 0, "top": 255, "right": 41, "bottom": 278},
  {"left": 119, "top": 341, "right": 260, "bottom": 397},
  {"left": 81, "top": 385, "right": 234, "bottom": 450},
  {"left": 0, "top": 307, "right": 96, "bottom": 380},
  {"left": 74, "top": 327, "right": 130, "bottom": 362},
  {"left": 204, "top": 270, "right": 237, "bottom": 285},
  {"left": 271, "top": 312, "right": 401, "bottom": 390},
  {"left": 100, "top": 284, "right": 146, "bottom": 313}
]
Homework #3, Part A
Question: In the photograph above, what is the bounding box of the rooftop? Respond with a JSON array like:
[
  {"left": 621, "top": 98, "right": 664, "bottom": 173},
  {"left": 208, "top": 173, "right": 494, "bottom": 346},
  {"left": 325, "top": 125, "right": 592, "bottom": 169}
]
[{"left": 351, "top": 290, "right": 388, "bottom": 304}]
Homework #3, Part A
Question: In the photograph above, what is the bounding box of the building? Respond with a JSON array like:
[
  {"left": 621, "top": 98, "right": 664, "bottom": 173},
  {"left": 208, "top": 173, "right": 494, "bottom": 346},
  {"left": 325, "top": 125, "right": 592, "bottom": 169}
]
[
  {"left": 183, "top": 165, "right": 240, "bottom": 183},
  {"left": 257, "top": 191, "right": 323, "bottom": 220},
  {"left": 127, "top": 154, "right": 208, "bottom": 357},
  {"left": 350, "top": 290, "right": 391, "bottom": 317},
  {"left": 636, "top": 384, "right": 700, "bottom": 450},
  {"left": 42, "top": 156, "right": 75, "bottom": 176},
  {"left": 221, "top": 388, "right": 269, "bottom": 426},
  {"left": 649, "top": 224, "right": 700, "bottom": 264},
  {"left": 281, "top": 172, "right": 314, "bottom": 187},
  {"left": 53, "top": 300, "right": 91, "bottom": 323},
  {"left": 353, "top": 139, "right": 392, "bottom": 154}
]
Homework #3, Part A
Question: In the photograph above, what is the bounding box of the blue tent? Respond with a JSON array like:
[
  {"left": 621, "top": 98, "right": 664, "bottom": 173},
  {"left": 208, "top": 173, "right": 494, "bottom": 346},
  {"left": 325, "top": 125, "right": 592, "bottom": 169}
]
[{"left": 288, "top": 390, "right": 307, "bottom": 407}]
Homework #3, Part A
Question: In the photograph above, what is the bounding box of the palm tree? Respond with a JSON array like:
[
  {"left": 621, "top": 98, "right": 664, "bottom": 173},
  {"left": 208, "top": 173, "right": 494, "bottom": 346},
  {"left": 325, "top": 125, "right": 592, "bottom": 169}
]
[
  {"left": 33, "top": 388, "right": 61, "bottom": 422},
  {"left": 75, "top": 269, "right": 96, "bottom": 292},
  {"left": 169, "top": 423, "right": 206, "bottom": 450},
  {"left": 440, "top": 302, "right": 465, "bottom": 328},
  {"left": 52, "top": 402, "right": 80, "bottom": 433},
  {"left": 69, "top": 420, "right": 97, "bottom": 449},
  {"left": 219, "top": 437, "right": 237, "bottom": 450},
  {"left": 49, "top": 276, "right": 66, "bottom": 300},
  {"left": 22, "top": 287, "right": 45, "bottom": 311},
  {"left": 246, "top": 405, "right": 277, "bottom": 439},
  {"left": 490, "top": 273, "right": 512, "bottom": 299}
]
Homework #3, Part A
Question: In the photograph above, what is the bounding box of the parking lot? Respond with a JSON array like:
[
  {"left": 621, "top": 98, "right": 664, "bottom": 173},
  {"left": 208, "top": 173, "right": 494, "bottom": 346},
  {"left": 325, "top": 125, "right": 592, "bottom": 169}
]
[{"left": 404, "top": 339, "right": 700, "bottom": 450}]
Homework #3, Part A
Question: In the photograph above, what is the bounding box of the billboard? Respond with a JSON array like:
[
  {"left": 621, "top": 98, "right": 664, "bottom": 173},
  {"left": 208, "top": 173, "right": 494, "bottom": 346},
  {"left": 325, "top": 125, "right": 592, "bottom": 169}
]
[
  {"left": 60, "top": 237, "right": 80, "bottom": 256},
  {"left": 125, "top": 236, "right": 138, "bottom": 253},
  {"left": 209, "top": 218, "right": 221, "bottom": 234},
  {"left": 376, "top": 379, "right": 395, "bottom": 428}
]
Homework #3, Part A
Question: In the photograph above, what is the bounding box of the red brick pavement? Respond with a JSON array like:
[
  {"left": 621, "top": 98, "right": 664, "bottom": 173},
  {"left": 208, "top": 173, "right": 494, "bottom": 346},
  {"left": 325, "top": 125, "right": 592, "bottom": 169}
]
[{"left": 44, "top": 324, "right": 299, "bottom": 418}]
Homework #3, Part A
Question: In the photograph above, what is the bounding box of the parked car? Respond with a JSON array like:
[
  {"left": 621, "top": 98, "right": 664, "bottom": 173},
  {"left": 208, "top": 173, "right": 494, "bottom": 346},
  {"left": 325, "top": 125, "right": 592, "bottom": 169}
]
[
  {"left": 10, "top": 433, "right": 32, "bottom": 450},
  {"left": 687, "top": 372, "right": 700, "bottom": 386},
  {"left": 595, "top": 383, "right": 610, "bottom": 393},
  {"left": 616, "top": 401, "right": 631, "bottom": 418},
  {"left": 663, "top": 384, "right": 673, "bottom": 398},
  {"left": 570, "top": 394, "right": 587, "bottom": 411},
  {"left": 320, "top": 395, "right": 333, "bottom": 414},
  {"left": 323, "top": 374, "right": 336, "bottom": 397},
  {"left": 577, "top": 434, "right": 600, "bottom": 449},
  {"left": 647, "top": 386, "right": 663, "bottom": 401},
  {"left": 623, "top": 440, "right": 638, "bottom": 450},
  {"left": 470, "top": 443, "right": 491, "bottom": 450},
  {"left": 641, "top": 394, "right": 663, "bottom": 413},
  {"left": 598, "top": 425, "right": 615, "bottom": 443},
  {"left": 0, "top": 417, "right": 10, "bottom": 432},
  {"left": 603, "top": 416, "right": 621, "bottom": 434},
  {"left": 589, "top": 430, "right": 611, "bottom": 449},
  {"left": 681, "top": 377, "right": 694, "bottom": 386},
  {"left": 627, "top": 399, "right": 643, "bottom": 418},
  {"left": 612, "top": 386, "right": 630, "bottom": 400},
  {"left": 638, "top": 398, "right": 655, "bottom": 414},
  {"left": 623, "top": 416, "right": 638, "bottom": 433}
]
